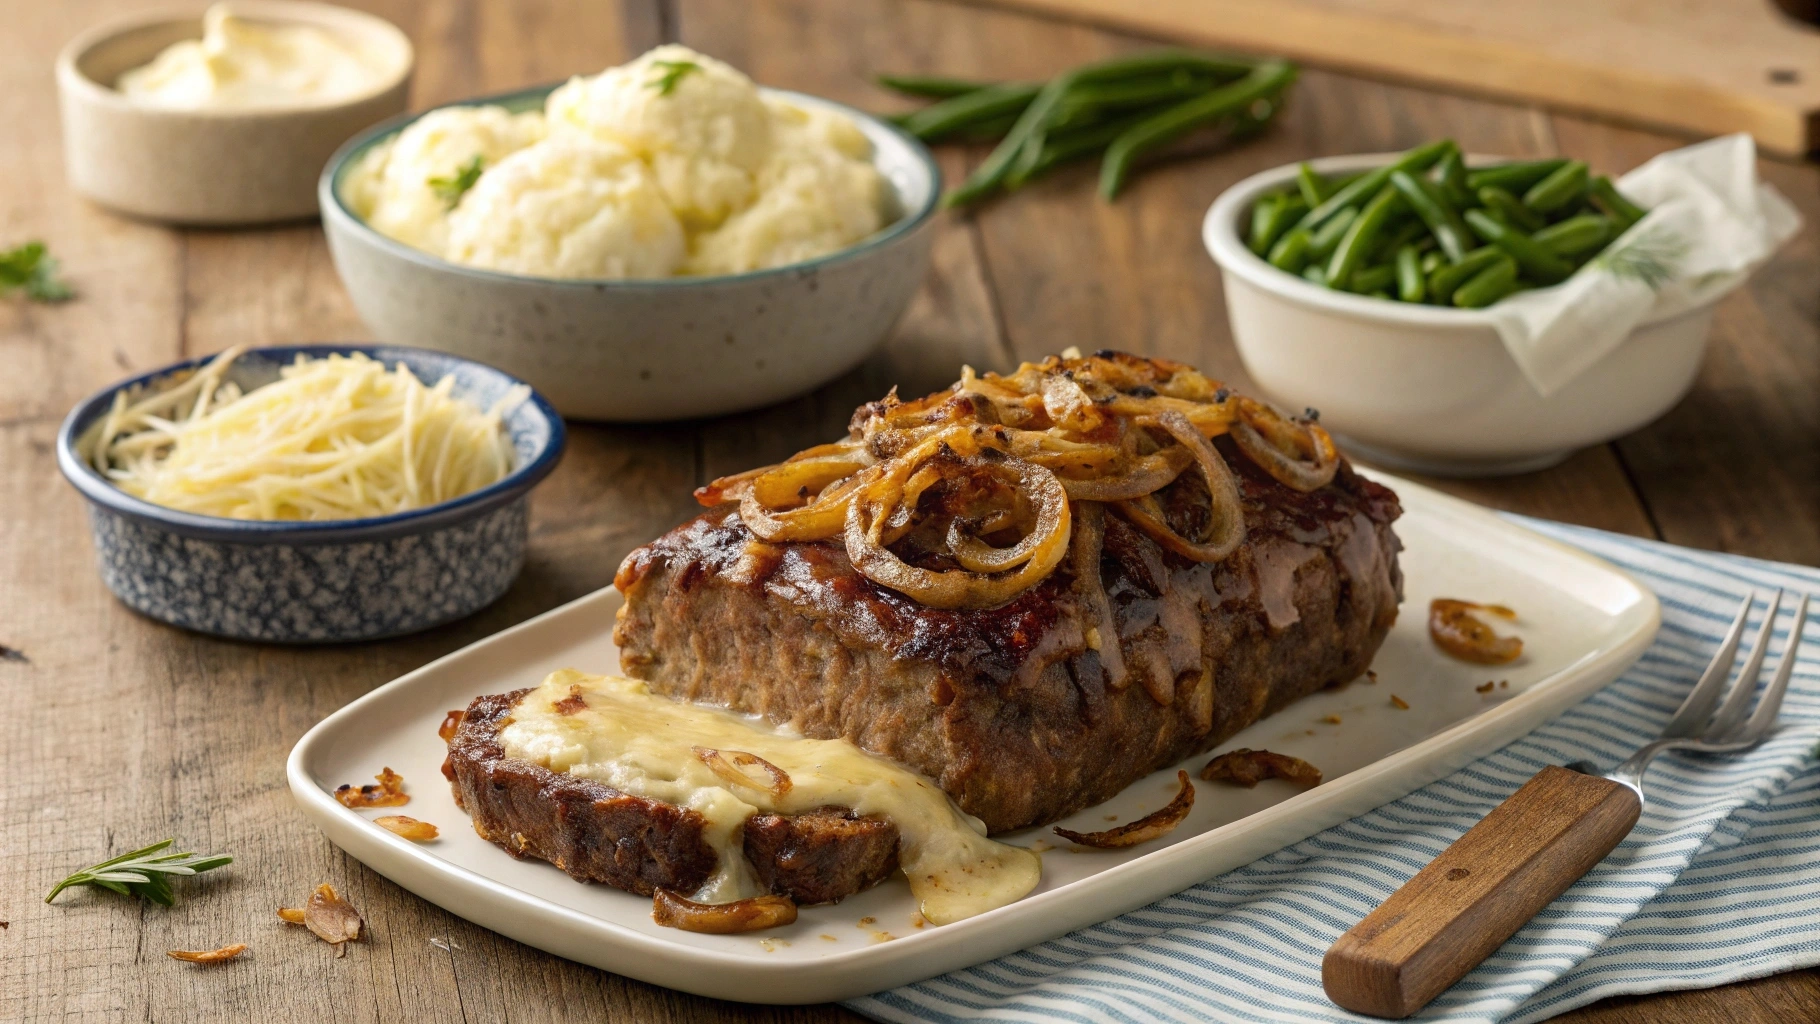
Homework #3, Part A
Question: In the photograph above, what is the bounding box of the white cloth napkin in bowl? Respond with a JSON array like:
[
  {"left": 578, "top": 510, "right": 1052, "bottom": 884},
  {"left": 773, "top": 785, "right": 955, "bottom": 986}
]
[{"left": 1486, "top": 134, "right": 1801, "bottom": 396}]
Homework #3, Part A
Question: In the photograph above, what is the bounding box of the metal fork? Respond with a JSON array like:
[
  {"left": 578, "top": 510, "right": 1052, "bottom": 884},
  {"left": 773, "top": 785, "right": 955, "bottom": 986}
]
[{"left": 1324, "top": 590, "right": 1811, "bottom": 1019}]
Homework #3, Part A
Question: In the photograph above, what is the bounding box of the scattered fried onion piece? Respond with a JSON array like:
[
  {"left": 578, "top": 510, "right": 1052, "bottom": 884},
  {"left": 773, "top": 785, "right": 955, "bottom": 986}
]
[
  {"left": 1199, "top": 748, "right": 1323, "bottom": 789},
  {"left": 438, "top": 709, "right": 466, "bottom": 743},
  {"left": 1429, "top": 598, "right": 1523, "bottom": 664},
  {"left": 167, "top": 943, "right": 247, "bottom": 964},
  {"left": 291, "top": 883, "right": 365, "bottom": 956},
  {"left": 277, "top": 907, "right": 306, "bottom": 924},
  {"left": 693, "top": 747, "right": 792, "bottom": 798},
  {"left": 335, "top": 766, "right": 408, "bottom": 808},
  {"left": 651, "top": 889, "right": 798, "bottom": 933},
  {"left": 375, "top": 815, "right": 439, "bottom": 841},
  {"left": 1054, "top": 770, "right": 1195, "bottom": 849}
]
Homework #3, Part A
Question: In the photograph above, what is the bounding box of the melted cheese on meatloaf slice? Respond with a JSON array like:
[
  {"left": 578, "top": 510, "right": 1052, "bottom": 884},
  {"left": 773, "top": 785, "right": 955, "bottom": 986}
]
[{"left": 499, "top": 669, "right": 1041, "bottom": 923}]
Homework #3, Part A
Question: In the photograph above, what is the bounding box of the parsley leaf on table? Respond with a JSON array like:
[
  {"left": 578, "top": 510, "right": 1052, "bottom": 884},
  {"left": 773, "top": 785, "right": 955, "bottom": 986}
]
[{"left": 0, "top": 241, "right": 75, "bottom": 302}]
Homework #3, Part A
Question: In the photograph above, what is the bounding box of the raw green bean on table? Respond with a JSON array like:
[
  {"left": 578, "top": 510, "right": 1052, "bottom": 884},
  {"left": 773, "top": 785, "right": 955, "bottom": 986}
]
[
  {"left": 1532, "top": 214, "right": 1615, "bottom": 256},
  {"left": 1588, "top": 176, "right": 1647, "bottom": 230},
  {"left": 1395, "top": 245, "right": 1425, "bottom": 302},
  {"left": 876, "top": 74, "right": 994, "bottom": 99},
  {"left": 1325, "top": 184, "right": 1404, "bottom": 288},
  {"left": 1293, "top": 139, "right": 1453, "bottom": 234},
  {"left": 1099, "top": 59, "right": 1298, "bottom": 199},
  {"left": 1267, "top": 227, "right": 1313, "bottom": 272},
  {"left": 1427, "top": 245, "right": 1503, "bottom": 304},
  {"left": 1475, "top": 185, "right": 1544, "bottom": 232},
  {"left": 1389, "top": 169, "right": 1470, "bottom": 263},
  {"left": 1465, "top": 158, "right": 1567, "bottom": 193},
  {"left": 1522, "top": 159, "right": 1589, "bottom": 214},
  {"left": 1452, "top": 256, "right": 1519, "bottom": 308},
  {"left": 1462, "top": 209, "right": 1573, "bottom": 284},
  {"left": 901, "top": 82, "right": 1040, "bottom": 141},
  {"left": 1012, "top": 109, "right": 1157, "bottom": 182}
]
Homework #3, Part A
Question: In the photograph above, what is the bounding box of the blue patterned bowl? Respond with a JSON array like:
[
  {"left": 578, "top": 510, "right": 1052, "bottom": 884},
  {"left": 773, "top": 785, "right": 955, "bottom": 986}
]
[{"left": 56, "top": 344, "right": 565, "bottom": 643}]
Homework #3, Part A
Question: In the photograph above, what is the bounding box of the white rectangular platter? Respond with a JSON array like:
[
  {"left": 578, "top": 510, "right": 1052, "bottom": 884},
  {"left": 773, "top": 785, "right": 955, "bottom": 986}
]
[{"left": 288, "top": 471, "right": 1659, "bottom": 1004}]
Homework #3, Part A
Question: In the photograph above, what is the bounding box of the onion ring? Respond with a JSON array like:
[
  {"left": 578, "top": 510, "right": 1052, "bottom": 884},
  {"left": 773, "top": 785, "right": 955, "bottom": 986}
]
[
  {"left": 1230, "top": 398, "right": 1338, "bottom": 492},
  {"left": 1112, "top": 411, "right": 1244, "bottom": 562},
  {"left": 1053, "top": 771, "right": 1194, "bottom": 848},
  {"left": 693, "top": 746, "right": 793, "bottom": 798},
  {"left": 1428, "top": 598, "right": 1523, "bottom": 664}
]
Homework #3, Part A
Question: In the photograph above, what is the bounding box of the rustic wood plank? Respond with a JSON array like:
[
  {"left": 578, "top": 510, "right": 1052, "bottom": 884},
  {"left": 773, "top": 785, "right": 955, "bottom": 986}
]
[{"left": 1549, "top": 116, "right": 1820, "bottom": 567}]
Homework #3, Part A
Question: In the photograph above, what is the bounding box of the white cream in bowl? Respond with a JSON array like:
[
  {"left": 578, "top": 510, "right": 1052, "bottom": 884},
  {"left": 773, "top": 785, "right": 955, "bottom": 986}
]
[{"left": 117, "top": 3, "right": 393, "bottom": 109}]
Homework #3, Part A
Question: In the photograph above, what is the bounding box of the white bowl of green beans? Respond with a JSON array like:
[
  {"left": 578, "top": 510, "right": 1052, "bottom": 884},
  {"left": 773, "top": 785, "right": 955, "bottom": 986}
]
[{"left": 1203, "top": 146, "right": 1723, "bottom": 477}]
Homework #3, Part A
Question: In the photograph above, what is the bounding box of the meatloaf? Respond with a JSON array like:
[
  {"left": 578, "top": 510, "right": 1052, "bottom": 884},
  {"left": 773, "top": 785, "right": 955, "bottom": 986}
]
[
  {"left": 443, "top": 689, "right": 900, "bottom": 904},
  {"left": 614, "top": 446, "right": 1403, "bottom": 834}
]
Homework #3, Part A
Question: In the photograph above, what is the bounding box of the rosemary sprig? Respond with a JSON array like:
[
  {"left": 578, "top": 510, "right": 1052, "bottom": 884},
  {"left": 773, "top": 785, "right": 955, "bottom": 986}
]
[
  {"left": 45, "top": 839, "right": 232, "bottom": 906},
  {"left": 0, "top": 240, "right": 75, "bottom": 303},
  {"left": 427, "top": 155, "right": 486, "bottom": 210},
  {"left": 646, "top": 59, "right": 700, "bottom": 96}
]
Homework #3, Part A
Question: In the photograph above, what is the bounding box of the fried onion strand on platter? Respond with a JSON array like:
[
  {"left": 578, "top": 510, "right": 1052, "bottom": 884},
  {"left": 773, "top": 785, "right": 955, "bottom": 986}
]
[{"left": 695, "top": 351, "right": 1351, "bottom": 609}]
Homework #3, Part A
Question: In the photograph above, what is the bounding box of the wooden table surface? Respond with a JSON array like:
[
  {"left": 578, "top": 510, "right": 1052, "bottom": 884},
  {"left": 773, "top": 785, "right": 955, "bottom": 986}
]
[{"left": 3, "top": 1, "right": 1817, "bottom": 1021}]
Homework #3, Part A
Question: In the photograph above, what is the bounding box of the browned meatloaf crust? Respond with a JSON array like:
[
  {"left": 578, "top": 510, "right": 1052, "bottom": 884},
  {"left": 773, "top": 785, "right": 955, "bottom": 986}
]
[
  {"left": 613, "top": 445, "right": 1403, "bottom": 834},
  {"left": 443, "top": 688, "right": 900, "bottom": 904}
]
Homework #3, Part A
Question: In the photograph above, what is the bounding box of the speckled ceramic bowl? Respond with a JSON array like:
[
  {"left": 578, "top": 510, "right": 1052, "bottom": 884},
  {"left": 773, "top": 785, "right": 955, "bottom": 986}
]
[
  {"left": 319, "top": 85, "right": 939, "bottom": 422},
  {"left": 57, "top": 345, "right": 565, "bottom": 643}
]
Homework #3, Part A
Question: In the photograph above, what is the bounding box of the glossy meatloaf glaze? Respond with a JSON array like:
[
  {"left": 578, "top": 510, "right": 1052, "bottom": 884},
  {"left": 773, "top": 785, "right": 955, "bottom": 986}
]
[
  {"left": 613, "top": 446, "right": 1403, "bottom": 834},
  {"left": 443, "top": 689, "right": 900, "bottom": 903}
]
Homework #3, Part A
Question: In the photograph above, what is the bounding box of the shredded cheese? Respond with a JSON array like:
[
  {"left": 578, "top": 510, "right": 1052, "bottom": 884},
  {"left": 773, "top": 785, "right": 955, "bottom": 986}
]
[{"left": 91, "top": 347, "right": 527, "bottom": 521}]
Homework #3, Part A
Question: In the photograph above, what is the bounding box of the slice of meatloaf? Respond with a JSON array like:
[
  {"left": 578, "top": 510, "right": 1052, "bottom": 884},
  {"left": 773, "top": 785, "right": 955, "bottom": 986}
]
[
  {"left": 443, "top": 689, "right": 899, "bottom": 903},
  {"left": 613, "top": 451, "right": 1403, "bottom": 835}
]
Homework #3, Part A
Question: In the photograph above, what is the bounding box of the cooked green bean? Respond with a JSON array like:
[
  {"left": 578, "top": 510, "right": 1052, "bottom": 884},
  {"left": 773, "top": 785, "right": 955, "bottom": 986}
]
[
  {"left": 1250, "top": 192, "right": 1308, "bottom": 255},
  {"left": 1465, "top": 158, "right": 1567, "bottom": 193},
  {"left": 1421, "top": 250, "right": 1445, "bottom": 275},
  {"left": 1099, "top": 60, "right": 1298, "bottom": 199},
  {"left": 1395, "top": 244, "right": 1425, "bottom": 302},
  {"left": 1302, "top": 264, "right": 1328, "bottom": 287},
  {"left": 1296, "top": 163, "right": 1330, "bottom": 207},
  {"left": 1267, "top": 227, "right": 1313, "bottom": 272},
  {"left": 1389, "top": 169, "right": 1469, "bottom": 263},
  {"left": 1308, "top": 205, "right": 1358, "bottom": 262},
  {"left": 901, "top": 82, "right": 1040, "bottom": 141},
  {"left": 1325, "top": 185, "right": 1403, "bottom": 288},
  {"left": 1462, "top": 210, "right": 1572, "bottom": 284},
  {"left": 1350, "top": 262, "right": 1397, "bottom": 294},
  {"left": 1522, "top": 160, "right": 1589, "bottom": 213},
  {"left": 877, "top": 74, "right": 995, "bottom": 99},
  {"left": 1434, "top": 149, "right": 1473, "bottom": 207},
  {"left": 1475, "top": 185, "right": 1544, "bottom": 232},
  {"left": 1427, "top": 245, "right": 1503, "bottom": 304},
  {"left": 1294, "top": 139, "right": 1453, "bottom": 234},
  {"left": 1588, "top": 176, "right": 1647, "bottom": 230},
  {"left": 1452, "top": 256, "right": 1519, "bottom": 308},
  {"left": 1532, "top": 214, "right": 1615, "bottom": 256}
]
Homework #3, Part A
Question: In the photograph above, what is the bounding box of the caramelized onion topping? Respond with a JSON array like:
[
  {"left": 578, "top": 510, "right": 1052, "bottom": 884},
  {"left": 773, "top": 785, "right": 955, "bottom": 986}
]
[
  {"left": 1054, "top": 770, "right": 1195, "bottom": 849},
  {"left": 1070, "top": 501, "right": 1129, "bottom": 690},
  {"left": 375, "top": 815, "right": 440, "bottom": 841},
  {"left": 692, "top": 747, "right": 793, "bottom": 798},
  {"left": 168, "top": 943, "right": 247, "bottom": 964},
  {"left": 695, "top": 352, "right": 1348, "bottom": 609},
  {"left": 303, "top": 884, "right": 365, "bottom": 956},
  {"left": 651, "top": 889, "right": 798, "bottom": 933},
  {"left": 1429, "top": 598, "right": 1523, "bottom": 664},
  {"left": 1200, "top": 748, "right": 1323, "bottom": 789},
  {"left": 334, "top": 767, "right": 408, "bottom": 809}
]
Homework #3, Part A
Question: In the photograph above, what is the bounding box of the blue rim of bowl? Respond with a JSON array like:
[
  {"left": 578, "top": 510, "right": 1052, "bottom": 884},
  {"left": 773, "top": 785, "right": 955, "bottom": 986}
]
[
  {"left": 56, "top": 343, "right": 567, "bottom": 545},
  {"left": 317, "top": 83, "right": 943, "bottom": 290}
]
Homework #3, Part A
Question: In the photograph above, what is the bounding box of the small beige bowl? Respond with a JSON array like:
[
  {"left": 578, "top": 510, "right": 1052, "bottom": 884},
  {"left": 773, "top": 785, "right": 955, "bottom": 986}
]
[{"left": 56, "top": 2, "right": 413, "bottom": 225}]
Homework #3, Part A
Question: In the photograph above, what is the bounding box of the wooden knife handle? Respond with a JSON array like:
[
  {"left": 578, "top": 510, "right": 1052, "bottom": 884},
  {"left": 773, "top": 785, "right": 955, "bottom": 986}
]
[{"left": 1322, "top": 764, "right": 1641, "bottom": 1018}]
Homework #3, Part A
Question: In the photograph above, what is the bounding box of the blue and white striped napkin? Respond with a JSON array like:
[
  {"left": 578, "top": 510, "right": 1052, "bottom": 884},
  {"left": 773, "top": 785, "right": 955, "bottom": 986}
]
[{"left": 849, "top": 519, "right": 1820, "bottom": 1024}]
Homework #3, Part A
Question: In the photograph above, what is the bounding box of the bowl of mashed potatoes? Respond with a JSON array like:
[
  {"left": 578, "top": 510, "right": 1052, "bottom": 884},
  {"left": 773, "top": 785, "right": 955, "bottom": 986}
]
[
  {"left": 57, "top": 1, "right": 412, "bottom": 224},
  {"left": 319, "top": 45, "right": 939, "bottom": 422}
]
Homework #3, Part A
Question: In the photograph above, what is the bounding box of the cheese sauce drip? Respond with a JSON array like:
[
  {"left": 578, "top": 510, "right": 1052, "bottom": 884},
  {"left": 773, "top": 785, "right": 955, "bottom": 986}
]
[
  {"left": 117, "top": 4, "right": 390, "bottom": 109},
  {"left": 499, "top": 670, "right": 1042, "bottom": 923}
]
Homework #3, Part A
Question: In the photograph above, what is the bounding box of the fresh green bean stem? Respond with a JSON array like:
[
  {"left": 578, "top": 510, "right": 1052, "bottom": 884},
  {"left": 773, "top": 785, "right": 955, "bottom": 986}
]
[
  {"left": 1452, "top": 256, "right": 1519, "bottom": 308},
  {"left": 1388, "top": 169, "right": 1469, "bottom": 263},
  {"left": 1099, "top": 60, "right": 1298, "bottom": 199},
  {"left": 1462, "top": 209, "right": 1572, "bottom": 284}
]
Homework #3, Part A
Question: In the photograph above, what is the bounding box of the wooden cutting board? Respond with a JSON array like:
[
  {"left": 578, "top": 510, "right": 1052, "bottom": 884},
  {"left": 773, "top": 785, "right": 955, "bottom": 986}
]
[{"left": 959, "top": 0, "right": 1820, "bottom": 155}]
